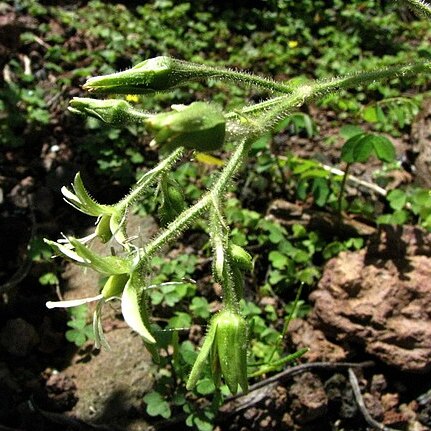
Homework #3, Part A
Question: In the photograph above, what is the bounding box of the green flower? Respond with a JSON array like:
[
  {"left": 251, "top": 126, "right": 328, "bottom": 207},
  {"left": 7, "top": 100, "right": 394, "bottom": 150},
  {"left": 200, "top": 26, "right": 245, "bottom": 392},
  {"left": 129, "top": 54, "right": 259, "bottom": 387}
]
[
  {"left": 82, "top": 56, "right": 197, "bottom": 94},
  {"left": 45, "top": 237, "right": 156, "bottom": 348},
  {"left": 61, "top": 172, "right": 127, "bottom": 245},
  {"left": 144, "top": 102, "right": 226, "bottom": 152},
  {"left": 187, "top": 309, "right": 248, "bottom": 395},
  {"left": 69, "top": 97, "right": 150, "bottom": 125}
]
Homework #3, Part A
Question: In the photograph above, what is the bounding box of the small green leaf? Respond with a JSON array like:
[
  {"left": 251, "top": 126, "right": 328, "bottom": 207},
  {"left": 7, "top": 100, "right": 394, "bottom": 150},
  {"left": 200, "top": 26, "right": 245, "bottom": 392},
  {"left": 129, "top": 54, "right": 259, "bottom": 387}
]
[
  {"left": 196, "top": 377, "right": 216, "bottom": 395},
  {"left": 387, "top": 189, "right": 407, "bottom": 211},
  {"left": 190, "top": 297, "right": 211, "bottom": 319},
  {"left": 339, "top": 125, "right": 363, "bottom": 139},
  {"left": 143, "top": 391, "right": 171, "bottom": 419},
  {"left": 194, "top": 416, "right": 214, "bottom": 431},
  {"left": 167, "top": 312, "right": 192, "bottom": 329},
  {"left": 371, "top": 135, "right": 396, "bottom": 162},
  {"left": 297, "top": 267, "right": 320, "bottom": 284},
  {"left": 179, "top": 340, "right": 198, "bottom": 365},
  {"left": 251, "top": 133, "right": 272, "bottom": 151},
  {"left": 323, "top": 241, "right": 345, "bottom": 259},
  {"left": 268, "top": 251, "right": 289, "bottom": 269},
  {"left": 362, "top": 105, "right": 378, "bottom": 123},
  {"left": 66, "top": 329, "right": 86, "bottom": 346},
  {"left": 67, "top": 319, "right": 86, "bottom": 330},
  {"left": 311, "top": 178, "right": 330, "bottom": 207},
  {"left": 377, "top": 210, "right": 408, "bottom": 225},
  {"left": 39, "top": 272, "right": 59, "bottom": 286},
  {"left": 352, "top": 136, "right": 373, "bottom": 162},
  {"left": 340, "top": 134, "right": 365, "bottom": 163}
]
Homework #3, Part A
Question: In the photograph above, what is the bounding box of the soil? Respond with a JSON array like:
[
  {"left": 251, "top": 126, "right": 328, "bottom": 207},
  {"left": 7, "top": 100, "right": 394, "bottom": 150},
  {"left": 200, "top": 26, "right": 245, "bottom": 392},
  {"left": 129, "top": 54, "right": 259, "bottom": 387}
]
[{"left": 2, "top": 4, "right": 431, "bottom": 431}]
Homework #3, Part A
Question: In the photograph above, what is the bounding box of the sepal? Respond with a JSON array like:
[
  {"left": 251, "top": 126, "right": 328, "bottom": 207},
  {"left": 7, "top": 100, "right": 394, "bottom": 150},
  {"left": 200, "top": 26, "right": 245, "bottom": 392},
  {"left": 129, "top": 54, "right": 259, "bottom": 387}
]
[{"left": 144, "top": 102, "right": 226, "bottom": 152}]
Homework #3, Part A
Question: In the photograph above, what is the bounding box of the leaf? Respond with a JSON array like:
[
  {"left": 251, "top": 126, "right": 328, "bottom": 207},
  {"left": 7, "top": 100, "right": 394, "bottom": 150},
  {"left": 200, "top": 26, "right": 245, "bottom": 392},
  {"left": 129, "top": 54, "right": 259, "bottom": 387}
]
[
  {"left": 387, "top": 189, "right": 407, "bottom": 211},
  {"left": 143, "top": 391, "right": 172, "bottom": 419},
  {"left": 194, "top": 415, "right": 214, "bottom": 431},
  {"left": 311, "top": 178, "right": 330, "bottom": 207},
  {"left": 167, "top": 312, "right": 192, "bottom": 329},
  {"left": 371, "top": 135, "right": 396, "bottom": 162},
  {"left": 67, "top": 319, "right": 86, "bottom": 330},
  {"left": 377, "top": 210, "right": 408, "bottom": 225},
  {"left": 179, "top": 340, "right": 198, "bottom": 365},
  {"left": 297, "top": 267, "right": 320, "bottom": 284},
  {"left": 190, "top": 297, "right": 211, "bottom": 319},
  {"left": 341, "top": 133, "right": 391, "bottom": 164},
  {"left": 195, "top": 152, "right": 224, "bottom": 166},
  {"left": 196, "top": 377, "right": 216, "bottom": 395},
  {"left": 291, "top": 249, "right": 309, "bottom": 263},
  {"left": 268, "top": 251, "right": 289, "bottom": 269},
  {"left": 340, "top": 133, "right": 366, "bottom": 163},
  {"left": 323, "top": 241, "right": 345, "bottom": 259},
  {"left": 339, "top": 125, "right": 363, "bottom": 139},
  {"left": 66, "top": 329, "right": 86, "bottom": 347},
  {"left": 362, "top": 105, "right": 379, "bottom": 123},
  {"left": 39, "top": 272, "right": 59, "bottom": 286},
  {"left": 251, "top": 133, "right": 272, "bottom": 151},
  {"left": 352, "top": 135, "right": 373, "bottom": 162}
]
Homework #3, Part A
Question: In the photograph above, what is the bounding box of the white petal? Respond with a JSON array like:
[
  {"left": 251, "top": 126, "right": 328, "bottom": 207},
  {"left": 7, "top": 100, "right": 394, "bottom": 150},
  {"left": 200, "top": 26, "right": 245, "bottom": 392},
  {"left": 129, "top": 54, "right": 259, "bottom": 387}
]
[
  {"left": 46, "top": 294, "right": 103, "bottom": 309},
  {"left": 121, "top": 280, "right": 155, "bottom": 344}
]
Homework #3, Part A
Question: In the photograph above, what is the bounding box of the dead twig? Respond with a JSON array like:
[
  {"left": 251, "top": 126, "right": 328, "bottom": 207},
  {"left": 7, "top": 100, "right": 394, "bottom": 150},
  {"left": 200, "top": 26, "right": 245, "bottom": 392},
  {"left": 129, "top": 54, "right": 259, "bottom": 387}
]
[
  {"left": 243, "top": 360, "right": 375, "bottom": 396},
  {"left": 348, "top": 368, "right": 400, "bottom": 431},
  {"left": 153, "top": 360, "right": 375, "bottom": 430}
]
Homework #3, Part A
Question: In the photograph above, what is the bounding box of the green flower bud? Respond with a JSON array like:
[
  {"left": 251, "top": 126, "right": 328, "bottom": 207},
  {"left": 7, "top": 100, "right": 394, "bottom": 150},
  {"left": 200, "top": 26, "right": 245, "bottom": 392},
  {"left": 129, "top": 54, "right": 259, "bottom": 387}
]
[
  {"left": 82, "top": 56, "right": 202, "bottom": 94},
  {"left": 95, "top": 215, "right": 113, "bottom": 243},
  {"left": 158, "top": 175, "right": 186, "bottom": 226},
  {"left": 144, "top": 102, "right": 226, "bottom": 152},
  {"left": 187, "top": 309, "right": 248, "bottom": 395},
  {"left": 101, "top": 273, "right": 129, "bottom": 299},
  {"left": 214, "top": 310, "right": 248, "bottom": 394},
  {"left": 229, "top": 244, "right": 253, "bottom": 271},
  {"left": 69, "top": 97, "right": 150, "bottom": 125}
]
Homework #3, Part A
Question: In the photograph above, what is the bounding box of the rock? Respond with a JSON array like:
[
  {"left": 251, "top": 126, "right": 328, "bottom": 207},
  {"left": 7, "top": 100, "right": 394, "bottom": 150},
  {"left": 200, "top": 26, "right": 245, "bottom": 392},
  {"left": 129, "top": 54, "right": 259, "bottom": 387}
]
[
  {"left": 66, "top": 327, "right": 154, "bottom": 429},
  {"left": 0, "top": 318, "right": 39, "bottom": 356},
  {"left": 43, "top": 371, "right": 78, "bottom": 412},
  {"left": 310, "top": 226, "right": 431, "bottom": 372},
  {"left": 288, "top": 318, "right": 348, "bottom": 363},
  {"left": 324, "top": 374, "right": 357, "bottom": 419},
  {"left": 288, "top": 372, "right": 327, "bottom": 424}
]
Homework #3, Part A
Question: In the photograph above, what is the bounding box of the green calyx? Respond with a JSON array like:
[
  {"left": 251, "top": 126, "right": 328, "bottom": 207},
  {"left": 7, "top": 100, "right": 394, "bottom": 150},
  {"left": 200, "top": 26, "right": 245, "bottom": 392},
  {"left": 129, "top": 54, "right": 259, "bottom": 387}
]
[
  {"left": 158, "top": 175, "right": 186, "bottom": 226},
  {"left": 229, "top": 244, "right": 253, "bottom": 271},
  {"left": 82, "top": 56, "right": 197, "bottom": 94},
  {"left": 187, "top": 309, "right": 248, "bottom": 395},
  {"left": 145, "top": 102, "right": 226, "bottom": 152},
  {"left": 69, "top": 97, "right": 150, "bottom": 125},
  {"left": 101, "top": 273, "right": 129, "bottom": 299}
]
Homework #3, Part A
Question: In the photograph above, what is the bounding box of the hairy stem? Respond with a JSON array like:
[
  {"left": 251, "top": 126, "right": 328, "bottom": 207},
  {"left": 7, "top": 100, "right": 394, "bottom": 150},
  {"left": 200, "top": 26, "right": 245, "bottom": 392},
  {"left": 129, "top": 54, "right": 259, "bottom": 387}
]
[
  {"left": 134, "top": 138, "right": 252, "bottom": 274},
  {"left": 227, "top": 60, "right": 431, "bottom": 128},
  {"left": 400, "top": 0, "right": 431, "bottom": 19},
  {"left": 338, "top": 163, "right": 351, "bottom": 218},
  {"left": 117, "top": 147, "right": 184, "bottom": 210}
]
